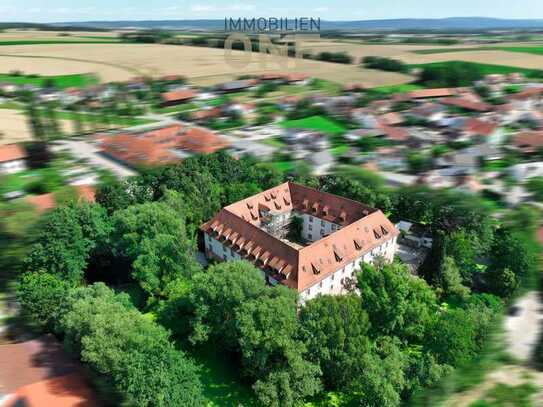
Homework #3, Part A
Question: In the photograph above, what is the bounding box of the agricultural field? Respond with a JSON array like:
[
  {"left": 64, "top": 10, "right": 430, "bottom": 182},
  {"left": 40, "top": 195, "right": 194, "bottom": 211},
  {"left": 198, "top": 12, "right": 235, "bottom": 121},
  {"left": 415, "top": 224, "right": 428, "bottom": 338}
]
[
  {"left": 0, "top": 108, "right": 72, "bottom": 144},
  {"left": 0, "top": 41, "right": 414, "bottom": 86}
]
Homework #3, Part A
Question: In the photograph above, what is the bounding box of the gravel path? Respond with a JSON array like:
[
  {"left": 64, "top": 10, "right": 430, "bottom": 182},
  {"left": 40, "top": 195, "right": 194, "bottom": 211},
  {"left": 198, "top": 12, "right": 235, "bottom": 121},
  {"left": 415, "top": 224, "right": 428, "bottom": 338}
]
[{"left": 505, "top": 291, "right": 543, "bottom": 362}]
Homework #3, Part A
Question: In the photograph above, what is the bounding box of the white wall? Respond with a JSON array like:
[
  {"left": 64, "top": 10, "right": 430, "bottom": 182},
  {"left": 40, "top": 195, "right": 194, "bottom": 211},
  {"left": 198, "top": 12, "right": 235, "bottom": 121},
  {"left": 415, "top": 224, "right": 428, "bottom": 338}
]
[
  {"left": 299, "top": 236, "right": 397, "bottom": 302},
  {"left": 204, "top": 229, "right": 398, "bottom": 303},
  {"left": 0, "top": 159, "right": 26, "bottom": 175},
  {"left": 300, "top": 213, "right": 340, "bottom": 242}
]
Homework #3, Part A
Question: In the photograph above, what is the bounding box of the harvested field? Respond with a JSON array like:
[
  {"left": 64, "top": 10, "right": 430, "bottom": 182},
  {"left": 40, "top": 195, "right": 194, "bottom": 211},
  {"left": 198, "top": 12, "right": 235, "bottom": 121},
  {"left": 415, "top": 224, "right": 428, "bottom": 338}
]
[
  {"left": 0, "top": 109, "right": 72, "bottom": 144},
  {"left": 0, "top": 43, "right": 414, "bottom": 87}
]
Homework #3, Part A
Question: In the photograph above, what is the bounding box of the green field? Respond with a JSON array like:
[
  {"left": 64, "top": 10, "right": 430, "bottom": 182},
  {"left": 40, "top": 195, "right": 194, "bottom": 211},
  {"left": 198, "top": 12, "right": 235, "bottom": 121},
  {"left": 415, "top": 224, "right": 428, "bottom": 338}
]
[
  {"left": 413, "top": 46, "right": 543, "bottom": 56},
  {"left": 367, "top": 83, "right": 424, "bottom": 95},
  {"left": 408, "top": 61, "right": 543, "bottom": 78},
  {"left": 0, "top": 72, "right": 99, "bottom": 89},
  {"left": 280, "top": 115, "right": 347, "bottom": 135}
]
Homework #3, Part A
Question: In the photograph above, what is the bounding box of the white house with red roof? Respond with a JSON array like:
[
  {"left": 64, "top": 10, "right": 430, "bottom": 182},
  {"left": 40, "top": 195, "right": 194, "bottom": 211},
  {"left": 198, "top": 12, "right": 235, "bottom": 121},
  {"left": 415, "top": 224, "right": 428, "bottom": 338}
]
[{"left": 0, "top": 144, "right": 27, "bottom": 174}]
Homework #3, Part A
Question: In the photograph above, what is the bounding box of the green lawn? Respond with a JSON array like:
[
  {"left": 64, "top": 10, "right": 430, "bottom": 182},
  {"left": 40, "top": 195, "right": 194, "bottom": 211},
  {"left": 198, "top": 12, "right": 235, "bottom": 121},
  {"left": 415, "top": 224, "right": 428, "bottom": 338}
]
[
  {"left": 260, "top": 137, "right": 287, "bottom": 148},
  {"left": 280, "top": 115, "right": 347, "bottom": 135},
  {"left": 413, "top": 46, "right": 543, "bottom": 56},
  {"left": 271, "top": 161, "right": 296, "bottom": 173},
  {"left": 0, "top": 73, "right": 99, "bottom": 89},
  {"left": 367, "top": 83, "right": 424, "bottom": 95},
  {"left": 408, "top": 61, "right": 543, "bottom": 78},
  {"left": 191, "top": 344, "right": 258, "bottom": 407}
]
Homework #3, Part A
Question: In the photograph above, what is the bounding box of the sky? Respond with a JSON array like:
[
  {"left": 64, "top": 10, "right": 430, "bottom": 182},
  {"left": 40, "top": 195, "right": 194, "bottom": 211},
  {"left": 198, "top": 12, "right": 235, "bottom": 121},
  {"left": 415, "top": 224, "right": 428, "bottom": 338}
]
[{"left": 2, "top": 0, "right": 543, "bottom": 23}]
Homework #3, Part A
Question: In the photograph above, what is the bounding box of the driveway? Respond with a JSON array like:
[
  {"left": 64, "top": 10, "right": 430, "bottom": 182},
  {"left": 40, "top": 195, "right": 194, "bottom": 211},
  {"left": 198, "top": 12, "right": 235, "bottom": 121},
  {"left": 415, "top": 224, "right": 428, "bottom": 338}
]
[
  {"left": 505, "top": 291, "right": 543, "bottom": 362},
  {"left": 53, "top": 139, "right": 136, "bottom": 179}
]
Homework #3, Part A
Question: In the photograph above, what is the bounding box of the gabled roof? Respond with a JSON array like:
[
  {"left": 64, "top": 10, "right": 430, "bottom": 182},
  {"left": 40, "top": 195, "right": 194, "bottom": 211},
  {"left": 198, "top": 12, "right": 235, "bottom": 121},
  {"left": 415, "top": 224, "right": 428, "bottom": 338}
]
[
  {"left": 161, "top": 88, "right": 196, "bottom": 103},
  {"left": 0, "top": 144, "right": 26, "bottom": 163},
  {"left": 201, "top": 182, "right": 398, "bottom": 292},
  {"left": 439, "top": 97, "right": 491, "bottom": 112}
]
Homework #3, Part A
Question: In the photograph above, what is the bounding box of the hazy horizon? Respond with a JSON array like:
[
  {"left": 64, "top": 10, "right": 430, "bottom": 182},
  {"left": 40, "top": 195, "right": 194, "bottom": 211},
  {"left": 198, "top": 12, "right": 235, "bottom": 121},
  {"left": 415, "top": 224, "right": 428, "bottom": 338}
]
[{"left": 2, "top": 0, "right": 543, "bottom": 24}]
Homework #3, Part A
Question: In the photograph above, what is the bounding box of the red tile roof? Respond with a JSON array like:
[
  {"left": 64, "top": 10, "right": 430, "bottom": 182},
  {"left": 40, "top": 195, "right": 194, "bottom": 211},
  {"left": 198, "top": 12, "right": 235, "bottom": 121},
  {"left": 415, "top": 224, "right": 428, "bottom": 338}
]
[
  {"left": 4, "top": 373, "right": 100, "bottom": 407},
  {"left": 26, "top": 193, "right": 56, "bottom": 213},
  {"left": 463, "top": 118, "right": 498, "bottom": 136},
  {"left": 405, "top": 88, "right": 456, "bottom": 99},
  {"left": 440, "top": 97, "right": 491, "bottom": 112},
  {"left": 513, "top": 130, "right": 543, "bottom": 153},
  {"left": 201, "top": 182, "right": 398, "bottom": 292},
  {"left": 25, "top": 185, "right": 96, "bottom": 213},
  {"left": 509, "top": 87, "right": 543, "bottom": 101},
  {"left": 160, "top": 88, "right": 196, "bottom": 103},
  {"left": 99, "top": 124, "right": 229, "bottom": 166},
  {"left": 177, "top": 127, "right": 230, "bottom": 154},
  {"left": 0, "top": 144, "right": 26, "bottom": 163}
]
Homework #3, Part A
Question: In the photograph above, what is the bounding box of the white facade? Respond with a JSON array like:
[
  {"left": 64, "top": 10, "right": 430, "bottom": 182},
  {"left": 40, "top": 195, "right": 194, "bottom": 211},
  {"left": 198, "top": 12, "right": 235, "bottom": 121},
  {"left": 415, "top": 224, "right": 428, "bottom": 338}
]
[
  {"left": 0, "top": 159, "right": 26, "bottom": 174},
  {"left": 203, "top": 229, "right": 397, "bottom": 302}
]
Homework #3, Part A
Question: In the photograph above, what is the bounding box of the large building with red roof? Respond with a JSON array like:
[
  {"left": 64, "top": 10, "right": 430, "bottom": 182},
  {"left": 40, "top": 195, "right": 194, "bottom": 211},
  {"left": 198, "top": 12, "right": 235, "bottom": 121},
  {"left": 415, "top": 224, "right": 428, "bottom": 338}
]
[
  {"left": 98, "top": 123, "right": 230, "bottom": 167},
  {"left": 201, "top": 182, "right": 398, "bottom": 301}
]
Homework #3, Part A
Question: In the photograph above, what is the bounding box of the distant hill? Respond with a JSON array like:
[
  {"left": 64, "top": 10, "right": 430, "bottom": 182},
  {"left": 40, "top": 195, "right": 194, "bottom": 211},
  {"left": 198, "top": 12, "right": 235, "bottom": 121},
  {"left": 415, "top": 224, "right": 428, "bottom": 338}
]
[{"left": 46, "top": 17, "right": 543, "bottom": 31}]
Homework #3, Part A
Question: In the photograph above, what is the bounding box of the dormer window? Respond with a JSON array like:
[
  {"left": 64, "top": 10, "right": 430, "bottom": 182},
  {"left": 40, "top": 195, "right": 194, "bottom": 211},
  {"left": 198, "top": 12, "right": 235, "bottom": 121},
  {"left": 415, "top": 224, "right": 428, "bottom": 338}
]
[
  {"left": 374, "top": 229, "right": 381, "bottom": 239},
  {"left": 311, "top": 263, "right": 321, "bottom": 275}
]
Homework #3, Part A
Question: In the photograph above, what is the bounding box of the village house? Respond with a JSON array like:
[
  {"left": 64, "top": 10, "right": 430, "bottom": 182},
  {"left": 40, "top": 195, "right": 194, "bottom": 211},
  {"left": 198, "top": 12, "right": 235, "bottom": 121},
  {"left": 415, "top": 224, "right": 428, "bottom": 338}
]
[
  {"left": 510, "top": 162, "right": 543, "bottom": 182},
  {"left": 201, "top": 182, "right": 398, "bottom": 302},
  {"left": 0, "top": 144, "right": 27, "bottom": 174},
  {"left": 160, "top": 88, "right": 196, "bottom": 107},
  {"left": 513, "top": 130, "right": 543, "bottom": 154}
]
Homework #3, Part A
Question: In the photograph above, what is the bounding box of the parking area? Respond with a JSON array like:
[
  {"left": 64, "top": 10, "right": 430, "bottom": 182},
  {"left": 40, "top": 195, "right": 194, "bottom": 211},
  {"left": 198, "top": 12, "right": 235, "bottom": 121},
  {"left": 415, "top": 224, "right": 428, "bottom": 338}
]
[
  {"left": 505, "top": 291, "right": 543, "bottom": 362},
  {"left": 397, "top": 243, "right": 428, "bottom": 274}
]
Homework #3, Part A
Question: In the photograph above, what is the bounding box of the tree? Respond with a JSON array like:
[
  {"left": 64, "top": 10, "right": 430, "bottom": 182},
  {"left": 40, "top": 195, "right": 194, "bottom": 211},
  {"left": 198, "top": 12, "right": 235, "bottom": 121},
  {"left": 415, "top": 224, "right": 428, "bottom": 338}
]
[
  {"left": 287, "top": 215, "right": 303, "bottom": 243},
  {"left": 439, "top": 257, "right": 470, "bottom": 300},
  {"left": 490, "top": 227, "right": 539, "bottom": 288},
  {"left": 25, "top": 203, "right": 111, "bottom": 284},
  {"left": 357, "top": 262, "right": 437, "bottom": 343},
  {"left": 17, "top": 272, "right": 70, "bottom": 332},
  {"left": 60, "top": 283, "right": 204, "bottom": 407},
  {"left": 186, "top": 261, "right": 268, "bottom": 347},
  {"left": 426, "top": 308, "right": 479, "bottom": 367},
  {"left": 485, "top": 267, "right": 518, "bottom": 298},
  {"left": 300, "top": 295, "right": 375, "bottom": 390},
  {"left": 111, "top": 202, "right": 200, "bottom": 297},
  {"left": 236, "top": 293, "right": 321, "bottom": 406}
]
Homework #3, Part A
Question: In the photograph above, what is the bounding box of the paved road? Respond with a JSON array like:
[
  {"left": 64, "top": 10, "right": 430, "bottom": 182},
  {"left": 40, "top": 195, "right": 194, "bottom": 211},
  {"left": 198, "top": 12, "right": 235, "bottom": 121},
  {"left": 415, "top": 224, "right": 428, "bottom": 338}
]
[
  {"left": 53, "top": 139, "right": 136, "bottom": 179},
  {"left": 505, "top": 291, "right": 543, "bottom": 362}
]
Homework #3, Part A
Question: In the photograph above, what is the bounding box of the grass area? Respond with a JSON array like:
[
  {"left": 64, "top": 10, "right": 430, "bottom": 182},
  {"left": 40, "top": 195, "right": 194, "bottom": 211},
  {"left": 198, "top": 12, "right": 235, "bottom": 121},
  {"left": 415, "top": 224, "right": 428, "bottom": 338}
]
[
  {"left": 310, "top": 78, "right": 343, "bottom": 96},
  {"left": 0, "top": 162, "right": 65, "bottom": 196},
  {"left": 367, "top": 83, "right": 424, "bottom": 96},
  {"left": 280, "top": 115, "right": 347, "bottom": 135},
  {"left": 329, "top": 144, "right": 350, "bottom": 156},
  {"left": 191, "top": 344, "right": 258, "bottom": 407},
  {"left": 470, "top": 382, "right": 538, "bottom": 407},
  {"left": 0, "top": 72, "right": 99, "bottom": 89},
  {"left": 260, "top": 137, "right": 287, "bottom": 148},
  {"left": 0, "top": 101, "right": 23, "bottom": 110},
  {"left": 408, "top": 61, "right": 543, "bottom": 78},
  {"left": 413, "top": 46, "right": 543, "bottom": 56},
  {"left": 271, "top": 161, "right": 296, "bottom": 173}
]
